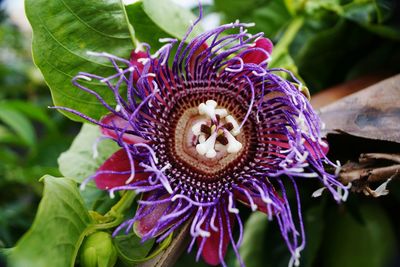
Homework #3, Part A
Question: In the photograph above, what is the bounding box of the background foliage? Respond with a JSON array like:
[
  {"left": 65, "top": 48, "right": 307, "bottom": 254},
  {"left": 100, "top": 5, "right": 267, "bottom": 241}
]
[{"left": 0, "top": 0, "right": 399, "bottom": 266}]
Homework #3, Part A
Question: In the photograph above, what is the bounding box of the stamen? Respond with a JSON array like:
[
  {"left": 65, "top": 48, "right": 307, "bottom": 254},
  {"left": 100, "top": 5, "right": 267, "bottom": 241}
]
[
  {"left": 225, "top": 115, "right": 240, "bottom": 136},
  {"left": 200, "top": 124, "right": 212, "bottom": 135},
  {"left": 193, "top": 100, "right": 244, "bottom": 158},
  {"left": 198, "top": 134, "right": 206, "bottom": 143},
  {"left": 224, "top": 130, "right": 243, "bottom": 154},
  {"left": 224, "top": 122, "right": 234, "bottom": 131},
  {"left": 198, "top": 100, "right": 218, "bottom": 120},
  {"left": 196, "top": 132, "right": 218, "bottom": 158},
  {"left": 191, "top": 121, "right": 205, "bottom": 136},
  {"left": 215, "top": 108, "right": 228, "bottom": 118},
  {"left": 216, "top": 135, "right": 228, "bottom": 145}
]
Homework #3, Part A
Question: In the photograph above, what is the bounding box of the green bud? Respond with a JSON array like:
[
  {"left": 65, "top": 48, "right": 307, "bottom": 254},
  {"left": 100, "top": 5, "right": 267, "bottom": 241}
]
[{"left": 80, "top": 231, "right": 117, "bottom": 267}]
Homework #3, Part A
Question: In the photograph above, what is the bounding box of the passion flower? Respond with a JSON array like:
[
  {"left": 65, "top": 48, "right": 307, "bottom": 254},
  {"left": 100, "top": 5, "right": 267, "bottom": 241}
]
[{"left": 56, "top": 11, "right": 347, "bottom": 267}]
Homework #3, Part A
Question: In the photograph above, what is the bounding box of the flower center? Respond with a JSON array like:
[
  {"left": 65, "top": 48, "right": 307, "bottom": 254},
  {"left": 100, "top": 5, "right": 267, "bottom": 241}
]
[
  {"left": 159, "top": 87, "right": 257, "bottom": 182},
  {"left": 147, "top": 84, "right": 259, "bottom": 200},
  {"left": 191, "top": 100, "right": 243, "bottom": 158}
]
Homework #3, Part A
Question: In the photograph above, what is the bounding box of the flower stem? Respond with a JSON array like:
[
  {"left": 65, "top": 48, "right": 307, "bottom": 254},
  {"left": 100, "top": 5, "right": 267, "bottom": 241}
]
[
  {"left": 90, "top": 191, "right": 136, "bottom": 231},
  {"left": 107, "top": 190, "right": 136, "bottom": 216}
]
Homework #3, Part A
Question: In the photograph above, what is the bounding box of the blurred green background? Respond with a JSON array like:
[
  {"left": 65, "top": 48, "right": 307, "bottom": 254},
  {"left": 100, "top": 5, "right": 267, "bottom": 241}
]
[
  {"left": 0, "top": 0, "right": 79, "bottom": 261},
  {"left": 1, "top": 0, "right": 399, "bottom": 266}
]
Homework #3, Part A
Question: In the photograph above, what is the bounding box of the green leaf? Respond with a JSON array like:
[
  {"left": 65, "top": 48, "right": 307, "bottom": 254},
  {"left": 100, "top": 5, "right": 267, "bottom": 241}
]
[
  {"left": 235, "top": 212, "right": 269, "bottom": 267},
  {"left": 58, "top": 123, "right": 119, "bottom": 184},
  {"left": 322, "top": 203, "right": 396, "bottom": 267},
  {"left": 114, "top": 232, "right": 154, "bottom": 264},
  {"left": 115, "top": 232, "right": 172, "bottom": 264},
  {"left": 216, "top": 0, "right": 291, "bottom": 39},
  {"left": 269, "top": 17, "right": 305, "bottom": 85},
  {"left": 25, "top": 0, "right": 135, "bottom": 121},
  {"left": 126, "top": 2, "right": 173, "bottom": 53},
  {"left": 9, "top": 176, "right": 93, "bottom": 267},
  {"left": 251, "top": 0, "right": 293, "bottom": 39},
  {"left": 215, "top": 0, "right": 270, "bottom": 25},
  {"left": 126, "top": 0, "right": 202, "bottom": 53},
  {"left": 80, "top": 186, "right": 120, "bottom": 215},
  {"left": 295, "top": 19, "right": 371, "bottom": 91},
  {"left": 341, "top": 0, "right": 400, "bottom": 40},
  {"left": 142, "top": 0, "right": 202, "bottom": 41},
  {"left": 0, "top": 103, "right": 36, "bottom": 146}
]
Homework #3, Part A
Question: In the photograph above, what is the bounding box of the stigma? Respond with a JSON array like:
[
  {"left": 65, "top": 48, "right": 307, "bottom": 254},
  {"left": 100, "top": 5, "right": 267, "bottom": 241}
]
[{"left": 192, "top": 100, "right": 243, "bottom": 158}]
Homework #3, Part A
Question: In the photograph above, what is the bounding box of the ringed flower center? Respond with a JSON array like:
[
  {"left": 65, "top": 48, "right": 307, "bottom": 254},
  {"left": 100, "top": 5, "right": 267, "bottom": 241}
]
[{"left": 149, "top": 85, "right": 258, "bottom": 190}]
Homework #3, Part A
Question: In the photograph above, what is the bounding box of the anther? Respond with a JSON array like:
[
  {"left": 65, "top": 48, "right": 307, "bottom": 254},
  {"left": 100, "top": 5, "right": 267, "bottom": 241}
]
[
  {"left": 216, "top": 135, "right": 229, "bottom": 145},
  {"left": 200, "top": 124, "right": 211, "bottom": 135},
  {"left": 225, "top": 115, "right": 240, "bottom": 136},
  {"left": 223, "top": 122, "right": 234, "bottom": 131}
]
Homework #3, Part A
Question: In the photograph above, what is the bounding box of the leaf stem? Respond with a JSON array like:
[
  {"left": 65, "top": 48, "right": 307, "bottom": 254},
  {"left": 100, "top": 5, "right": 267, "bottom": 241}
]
[
  {"left": 270, "top": 16, "right": 304, "bottom": 67},
  {"left": 119, "top": 0, "right": 137, "bottom": 46}
]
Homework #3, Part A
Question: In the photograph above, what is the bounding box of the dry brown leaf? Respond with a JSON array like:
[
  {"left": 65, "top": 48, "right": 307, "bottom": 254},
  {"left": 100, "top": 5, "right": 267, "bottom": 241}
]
[{"left": 318, "top": 74, "right": 400, "bottom": 143}]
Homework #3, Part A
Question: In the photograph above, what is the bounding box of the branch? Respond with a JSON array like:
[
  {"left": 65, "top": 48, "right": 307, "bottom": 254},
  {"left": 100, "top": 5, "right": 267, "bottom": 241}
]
[{"left": 339, "top": 153, "right": 400, "bottom": 197}]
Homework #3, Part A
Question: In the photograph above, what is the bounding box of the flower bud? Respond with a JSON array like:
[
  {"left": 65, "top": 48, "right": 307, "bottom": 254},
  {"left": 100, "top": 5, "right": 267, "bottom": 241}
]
[{"left": 80, "top": 231, "right": 117, "bottom": 267}]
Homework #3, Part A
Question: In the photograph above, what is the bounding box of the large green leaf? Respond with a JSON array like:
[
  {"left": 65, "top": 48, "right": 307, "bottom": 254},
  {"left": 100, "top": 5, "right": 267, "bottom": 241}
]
[
  {"left": 58, "top": 123, "right": 119, "bottom": 184},
  {"left": 251, "top": 0, "right": 292, "bottom": 39},
  {"left": 9, "top": 176, "right": 93, "bottom": 267},
  {"left": 295, "top": 19, "right": 371, "bottom": 91},
  {"left": 126, "top": 0, "right": 202, "bottom": 53},
  {"left": 215, "top": 0, "right": 264, "bottom": 22},
  {"left": 142, "top": 0, "right": 202, "bottom": 42},
  {"left": 114, "top": 232, "right": 173, "bottom": 265},
  {"left": 114, "top": 232, "right": 154, "bottom": 264},
  {"left": 126, "top": 2, "right": 173, "bottom": 53},
  {"left": 25, "top": 0, "right": 135, "bottom": 121},
  {"left": 341, "top": 0, "right": 400, "bottom": 40}
]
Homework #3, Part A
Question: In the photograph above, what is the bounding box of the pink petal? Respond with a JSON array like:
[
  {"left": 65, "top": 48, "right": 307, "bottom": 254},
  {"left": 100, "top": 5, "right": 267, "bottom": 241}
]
[
  {"left": 266, "top": 133, "right": 328, "bottom": 159},
  {"left": 100, "top": 113, "right": 148, "bottom": 144},
  {"left": 95, "top": 149, "right": 148, "bottom": 190},
  {"left": 130, "top": 49, "right": 157, "bottom": 94},
  {"left": 240, "top": 37, "right": 273, "bottom": 64},
  {"left": 130, "top": 50, "right": 149, "bottom": 64},
  {"left": 235, "top": 191, "right": 264, "bottom": 213},
  {"left": 130, "top": 50, "right": 149, "bottom": 82},
  {"left": 189, "top": 42, "right": 208, "bottom": 76},
  {"left": 134, "top": 194, "right": 171, "bottom": 237},
  {"left": 233, "top": 187, "right": 267, "bottom": 214},
  {"left": 234, "top": 185, "right": 284, "bottom": 215},
  {"left": 197, "top": 210, "right": 232, "bottom": 266}
]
